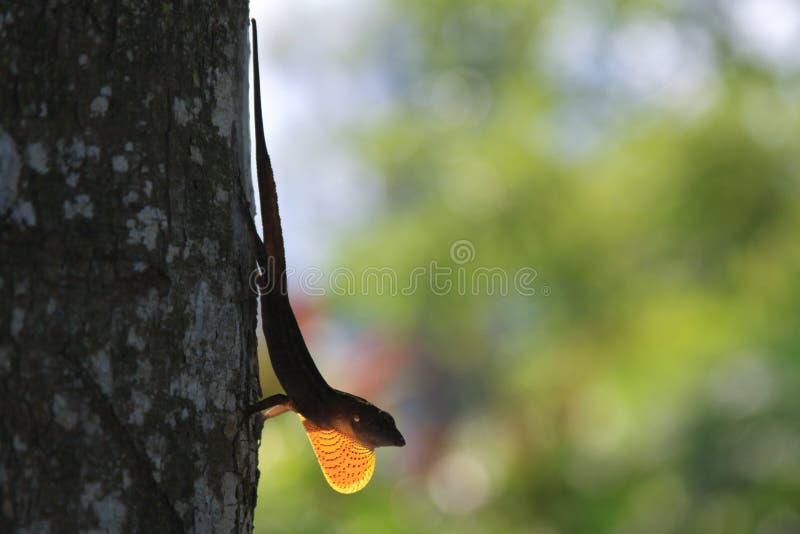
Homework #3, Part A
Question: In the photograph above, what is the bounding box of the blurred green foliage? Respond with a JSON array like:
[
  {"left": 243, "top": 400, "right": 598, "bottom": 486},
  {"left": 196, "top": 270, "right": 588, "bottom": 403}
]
[{"left": 254, "top": 1, "right": 800, "bottom": 532}]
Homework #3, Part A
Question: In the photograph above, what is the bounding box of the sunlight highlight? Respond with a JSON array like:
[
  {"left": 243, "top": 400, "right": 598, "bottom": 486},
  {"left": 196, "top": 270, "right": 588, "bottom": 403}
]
[{"left": 300, "top": 415, "right": 376, "bottom": 494}]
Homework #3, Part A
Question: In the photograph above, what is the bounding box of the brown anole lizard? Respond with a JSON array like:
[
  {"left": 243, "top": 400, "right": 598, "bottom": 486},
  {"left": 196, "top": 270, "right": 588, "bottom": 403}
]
[{"left": 244, "top": 19, "right": 405, "bottom": 494}]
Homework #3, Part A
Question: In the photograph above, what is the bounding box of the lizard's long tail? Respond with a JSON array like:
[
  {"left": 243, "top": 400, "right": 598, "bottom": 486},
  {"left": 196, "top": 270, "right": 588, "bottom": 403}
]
[{"left": 251, "top": 19, "right": 286, "bottom": 297}]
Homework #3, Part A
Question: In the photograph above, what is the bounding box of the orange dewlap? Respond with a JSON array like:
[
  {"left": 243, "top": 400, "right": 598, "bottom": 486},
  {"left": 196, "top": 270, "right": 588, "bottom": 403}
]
[{"left": 300, "top": 415, "right": 376, "bottom": 494}]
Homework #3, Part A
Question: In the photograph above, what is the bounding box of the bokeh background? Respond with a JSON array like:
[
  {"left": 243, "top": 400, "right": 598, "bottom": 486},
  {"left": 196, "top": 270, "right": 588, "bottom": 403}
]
[{"left": 249, "top": 1, "right": 800, "bottom": 532}]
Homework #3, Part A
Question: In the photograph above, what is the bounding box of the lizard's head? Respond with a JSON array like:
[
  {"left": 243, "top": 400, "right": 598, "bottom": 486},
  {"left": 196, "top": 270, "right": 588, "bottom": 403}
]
[
  {"left": 334, "top": 391, "right": 405, "bottom": 449},
  {"left": 299, "top": 391, "right": 404, "bottom": 493}
]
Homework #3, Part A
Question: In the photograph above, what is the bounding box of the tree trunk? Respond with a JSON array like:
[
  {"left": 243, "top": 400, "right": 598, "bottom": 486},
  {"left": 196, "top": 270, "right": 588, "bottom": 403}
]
[{"left": 0, "top": 2, "right": 261, "bottom": 532}]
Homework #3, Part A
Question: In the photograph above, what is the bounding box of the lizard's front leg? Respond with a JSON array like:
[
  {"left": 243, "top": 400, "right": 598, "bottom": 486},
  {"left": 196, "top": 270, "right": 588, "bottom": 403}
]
[{"left": 243, "top": 393, "right": 293, "bottom": 420}]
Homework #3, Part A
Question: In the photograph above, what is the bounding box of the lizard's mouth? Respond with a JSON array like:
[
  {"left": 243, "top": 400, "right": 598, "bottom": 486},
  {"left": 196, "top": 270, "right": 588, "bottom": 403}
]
[
  {"left": 371, "top": 426, "right": 406, "bottom": 448},
  {"left": 389, "top": 429, "right": 406, "bottom": 447}
]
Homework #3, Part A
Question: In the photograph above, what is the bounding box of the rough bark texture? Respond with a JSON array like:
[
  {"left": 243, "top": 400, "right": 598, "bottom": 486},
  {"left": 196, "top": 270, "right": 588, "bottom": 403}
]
[{"left": 0, "top": 2, "right": 262, "bottom": 532}]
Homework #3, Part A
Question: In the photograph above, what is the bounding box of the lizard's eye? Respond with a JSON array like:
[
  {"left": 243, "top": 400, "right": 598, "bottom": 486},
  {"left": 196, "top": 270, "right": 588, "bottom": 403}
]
[{"left": 353, "top": 415, "right": 360, "bottom": 423}]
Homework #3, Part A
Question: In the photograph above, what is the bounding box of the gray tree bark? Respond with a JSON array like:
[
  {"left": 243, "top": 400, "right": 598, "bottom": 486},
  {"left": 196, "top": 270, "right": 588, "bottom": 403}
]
[{"left": 0, "top": 2, "right": 262, "bottom": 532}]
